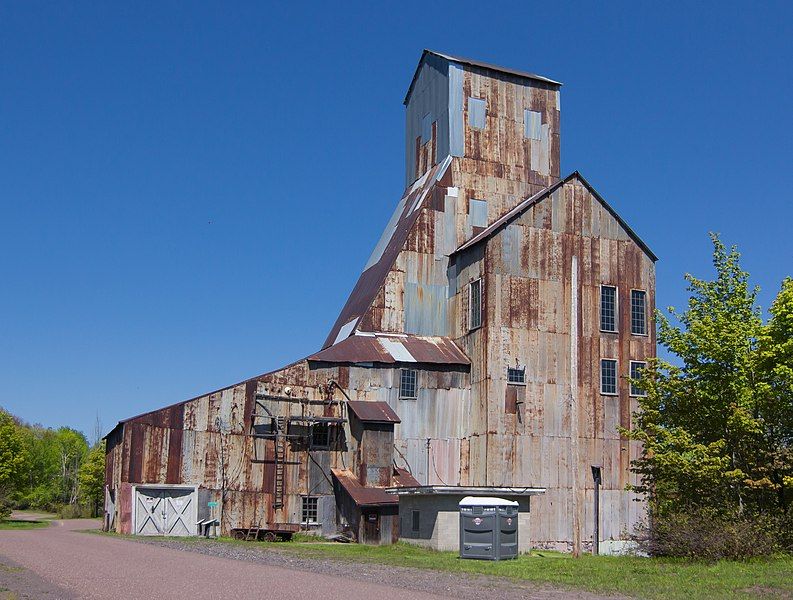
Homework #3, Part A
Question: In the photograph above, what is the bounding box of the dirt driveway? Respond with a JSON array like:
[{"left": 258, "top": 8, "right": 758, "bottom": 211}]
[{"left": 0, "top": 519, "right": 444, "bottom": 600}]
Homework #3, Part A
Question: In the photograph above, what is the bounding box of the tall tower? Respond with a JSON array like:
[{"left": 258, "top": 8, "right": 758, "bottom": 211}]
[{"left": 404, "top": 50, "right": 561, "bottom": 244}]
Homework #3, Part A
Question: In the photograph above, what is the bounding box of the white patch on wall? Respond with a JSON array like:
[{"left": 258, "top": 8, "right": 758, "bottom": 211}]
[
  {"left": 421, "top": 113, "right": 433, "bottom": 143},
  {"left": 334, "top": 317, "right": 359, "bottom": 345},
  {"left": 524, "top": 109, "right": 542, "bottom": 140},
  {"left": 468, "top": 97, "right": 486, "bottom": 129},
  {"left": 469, "top": 199, "right": 488, "bottom": 228}
]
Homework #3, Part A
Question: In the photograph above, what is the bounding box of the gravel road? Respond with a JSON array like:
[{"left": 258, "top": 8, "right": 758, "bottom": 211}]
[{"left": 0, "top": 519, "right": 627, "bottom": 600}]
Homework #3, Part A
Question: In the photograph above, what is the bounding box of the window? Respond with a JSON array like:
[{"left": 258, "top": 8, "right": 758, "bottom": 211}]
[
  {"left": 630, "top": 361, "right": 647, "bottom": 397},
  {"left": 469, "top": 279, "right": 482, "bottom": 330},
  {"left": 600, "top": 285, "right": 617, "bottom": 332},
  {"left": 400, "top": 369, "right": 417, "bottom": 399},
  {"left": 301, "top": 496, "right": 318, "bottom": 524},
  {"left": 601, "top": 359, "right": 618, "bottom": 395},
  {"left": 631, "top": 290, "right": 647, "bottom": 335},
  {"left": 468, "top": 97, "right": 486, "bottom": 129},
  {"left": 411, "top": 510, "right": 420, "bottom": 532},
  {"left": 524, "top": 109, "right": 542, "bottom": 140},
  {"left": 311, "top": 422, "right": 330, "bottom": 449},
  {"left": 507, "top": 367, "right": 526, "bottom": 384}
]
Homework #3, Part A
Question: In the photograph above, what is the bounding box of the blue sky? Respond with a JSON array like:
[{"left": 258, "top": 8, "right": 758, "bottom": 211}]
[{"left": 1, "top": 1, "right": 791, "bottom": 438}]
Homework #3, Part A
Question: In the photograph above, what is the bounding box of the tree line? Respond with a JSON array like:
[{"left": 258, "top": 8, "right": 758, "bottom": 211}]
[{"left": 0, "top": 412, "right": 105, "bottom": 519}]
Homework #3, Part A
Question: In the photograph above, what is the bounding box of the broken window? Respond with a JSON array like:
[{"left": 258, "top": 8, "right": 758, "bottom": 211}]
[
  {"left": 601, "top": 359, "right": 618, "bottom": 395},
  {"left": 311, "top": 422, "right": 330, "bottom": 449},
  {"left": 630, "top": 361, "right": 647, "bottom": 397},
  {"left": 470, "top": 279, "right": 482, "bottom": 330},
  {"left": 400, "top": 369, "right": 417, "bottom": 399},
  {"left": 631, "top": 290, "right": 647, "bottom": 335},
  {"left": 600, "top": 285, "right": 617, "bottom": 332},
  {"left": 468, "top": 97, "right": 486, "bottom": 129},
  {"left": 507, "top": 367, "right": 525, "bottom": 384},
  {"left": 301, "top": 496, "right": 318, "bottom": 524}
]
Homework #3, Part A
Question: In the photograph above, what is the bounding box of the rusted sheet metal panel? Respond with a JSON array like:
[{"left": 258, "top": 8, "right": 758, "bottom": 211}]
[
  {"left": 308, "top": 333, "right": 469, "bottom": 366},
  {"left": 331, "top": 469, "right": 398, "bottom": 507}
]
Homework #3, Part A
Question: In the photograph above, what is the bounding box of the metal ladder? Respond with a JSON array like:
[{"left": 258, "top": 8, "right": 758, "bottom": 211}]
[{"left": 273, "top": 416, "right": 286, "bottom": 509}]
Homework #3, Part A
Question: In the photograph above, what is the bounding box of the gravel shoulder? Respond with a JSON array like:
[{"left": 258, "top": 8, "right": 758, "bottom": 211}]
[
  {"left": 121, "top": 536, "right": 630, "bottom": 600},
  {"left": 0, "top": 552, "right": 75, "bottom": 600}
]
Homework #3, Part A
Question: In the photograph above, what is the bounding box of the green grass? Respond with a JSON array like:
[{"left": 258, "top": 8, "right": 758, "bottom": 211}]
[
  {"left": 92, "top": 530, "right": 793, "bottom": 599},
  {"left": 0, "top": 520, "right": 49, "bottom": 531},
  {"left": 230, "top": 538, "right": 793, "bottom": 600}
]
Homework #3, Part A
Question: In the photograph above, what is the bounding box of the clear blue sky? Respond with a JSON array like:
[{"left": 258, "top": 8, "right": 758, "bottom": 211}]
[{"left": 1, "top": 1, "right": 791, "bottom": 438}]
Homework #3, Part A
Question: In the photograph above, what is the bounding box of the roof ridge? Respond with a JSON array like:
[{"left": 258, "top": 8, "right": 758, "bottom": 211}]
[{"left": 451, "top": 171, "right": 657, "bottom": 262}]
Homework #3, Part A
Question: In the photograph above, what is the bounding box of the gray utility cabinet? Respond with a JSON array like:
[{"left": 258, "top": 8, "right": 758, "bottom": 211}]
[{"left": 459, "top": 497, "right": 519, "bottom": 560}]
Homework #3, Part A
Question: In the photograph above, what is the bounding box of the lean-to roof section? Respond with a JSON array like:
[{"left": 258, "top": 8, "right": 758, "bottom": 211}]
[{"left": 323, "top": 156, "right": 452, "bottom": 349}]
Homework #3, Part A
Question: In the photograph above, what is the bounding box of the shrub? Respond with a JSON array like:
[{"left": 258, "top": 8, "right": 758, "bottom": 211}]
[
  {"left": 57, "top": 503, "right": 94, "bottom": 519},
  {"left": 634, "top": 508, "right": 785, "bottom": 560}
]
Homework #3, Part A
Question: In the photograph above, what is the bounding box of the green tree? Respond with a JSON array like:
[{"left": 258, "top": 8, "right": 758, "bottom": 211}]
[
  {"left": 78, "top": 441, "right": 106, "bottom": 516},
  {"left": 756, "top": 277, "right": 793, "bottom": 510},
  {"left": 0, "top": 410, "right": 26, "bottom": 519},
  {"left": 625, "top": 234, "right": 790, "bottom": 517}
]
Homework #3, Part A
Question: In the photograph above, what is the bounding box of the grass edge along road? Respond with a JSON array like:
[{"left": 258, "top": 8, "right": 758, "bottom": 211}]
[{"left": 93, "top": 531, "right": 793, "bottom": 600}]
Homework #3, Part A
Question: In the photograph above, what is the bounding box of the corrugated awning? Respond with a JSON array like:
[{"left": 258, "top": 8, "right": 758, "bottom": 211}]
[
  {"left": 332, "top": 468, "right": 419, "bottom": 507},
  {"left": 347, "top": 401, "right": 401, "bottom": 424}
]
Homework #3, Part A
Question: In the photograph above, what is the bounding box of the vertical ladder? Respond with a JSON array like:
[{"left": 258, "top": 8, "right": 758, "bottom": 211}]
[{"left": 273, "top": 416, "right": 286, "bottom": 509}]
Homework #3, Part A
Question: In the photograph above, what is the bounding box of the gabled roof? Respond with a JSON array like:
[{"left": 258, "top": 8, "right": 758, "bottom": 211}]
[
  {"left": 404, "top": 49, "right": 562, "bottom": 106},
  {"left": 452, "top": 171, "right": 658, "bottom": 262},
  {"left": 323, "top": 156, "right": 452, "bottom": 349},
  {"left": 309, "top": 332, "right": 470, "bottom": 366}
]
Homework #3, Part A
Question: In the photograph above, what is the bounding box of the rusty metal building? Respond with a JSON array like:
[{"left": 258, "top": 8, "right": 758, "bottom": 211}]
[{"left": 105, "top": 49, "right": 656, "bottom": 553}]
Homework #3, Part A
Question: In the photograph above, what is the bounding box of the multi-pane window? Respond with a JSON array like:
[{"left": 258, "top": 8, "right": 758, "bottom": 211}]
[
  {"left": 630, "top": 361, "right": 647, "bottom": 397},
  {"left": 600, "top": 285, "right": 617, "bottom": 332},
  {"left": 631, "top": 290, "right": 647, "bottom": 335},
  {"left": 301, "top": 496, "right": 318, "bottom": 524},
  {"left": 468, "top": 97, "right": 486, "bottom": 129},
  {"left": 311, "top": 422, "right": 330, "bottom": 449},
  {"left": 400, "top": 369, "right": 417, "bottom": 399},
  {"left": 507, "top": 367, "right": 526, "bottom": 384},
  {"left": 470, "top": 279, "right": 482, "bottom": 330},
  {"left": 601, "top": 359, "right": 618, "bottom": 395}
]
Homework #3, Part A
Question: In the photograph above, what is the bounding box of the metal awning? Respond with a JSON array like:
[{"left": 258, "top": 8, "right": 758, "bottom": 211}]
[{"left": 384, "top": 485, "right": 546, "bottom": 496}]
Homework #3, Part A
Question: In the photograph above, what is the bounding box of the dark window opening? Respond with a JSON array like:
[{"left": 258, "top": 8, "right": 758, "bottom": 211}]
[
  {"left": 631, "top": 290, "right": 647, "bottom": 335},
  {"left": 302, "top": 496, "right": 318, "bottom": 524},
  {"left": 601, "top": 285, "right": 617, "bottom": 332},
  {"left": 311, "top": 423, "right": 330, "bottom": 449},
  {"left": 400, "top": 369, "right": 417, "bottom": 399},
  {"left": 601, "top": 359, "right": 618, "bottom": 395},
  {"left": 630, "top": 361, "right": 647, "bottom": 397},
  {"left": 470, "top": 279, "right": 482, "bottom": 330},
  {"left": 507, "top": 367, "right": 526, "bottom": 384},
  {"left": 412, "top": 510, "right": 420, "bottom": 532}
]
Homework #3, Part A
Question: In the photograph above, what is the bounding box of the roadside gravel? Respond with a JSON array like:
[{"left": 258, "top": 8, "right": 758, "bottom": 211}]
[{"left": 127, "top": 537, "right": 630, "bottom": 600}]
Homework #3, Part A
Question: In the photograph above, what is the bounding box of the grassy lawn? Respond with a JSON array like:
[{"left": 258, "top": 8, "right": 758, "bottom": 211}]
[
  {"left": 229, "top": 538, "right": 792, "bottom": 600},
  {"left": 93, "top": 529, "right": 793, "bottom": 599},
  {"left": 0, "top": 520, "right": 49, "bottom": 531}
]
